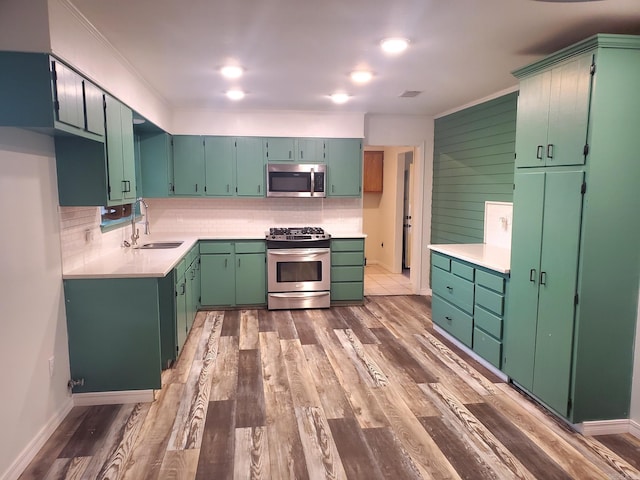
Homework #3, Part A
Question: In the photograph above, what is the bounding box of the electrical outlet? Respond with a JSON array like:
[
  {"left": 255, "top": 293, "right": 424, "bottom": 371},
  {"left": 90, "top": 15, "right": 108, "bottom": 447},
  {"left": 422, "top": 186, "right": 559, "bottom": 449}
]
[{"left": 48, "top": 356, "right": 55, "bottom": 377}]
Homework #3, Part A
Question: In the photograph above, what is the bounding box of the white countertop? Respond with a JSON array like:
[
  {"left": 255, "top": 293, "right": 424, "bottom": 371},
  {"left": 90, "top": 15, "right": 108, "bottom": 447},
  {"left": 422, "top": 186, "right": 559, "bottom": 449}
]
[
  {"left": 63, "top": 231, "right": 366, "bottom": 279},
  {"left": 428, "top": 243, "right": 511, "bottom": 274}
]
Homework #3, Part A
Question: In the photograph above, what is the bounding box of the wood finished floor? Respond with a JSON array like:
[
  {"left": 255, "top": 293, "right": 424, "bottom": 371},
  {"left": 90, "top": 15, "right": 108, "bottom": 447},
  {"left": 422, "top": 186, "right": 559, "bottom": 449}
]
[{"left": 21, "top": 296, "right": 640, "bottom": 480}]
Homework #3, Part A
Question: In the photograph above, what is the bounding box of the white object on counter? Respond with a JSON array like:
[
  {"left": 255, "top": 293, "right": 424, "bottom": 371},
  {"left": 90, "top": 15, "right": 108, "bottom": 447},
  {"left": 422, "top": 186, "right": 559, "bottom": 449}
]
[
  {"left": 484, "top": 201, "right": 513, "bottom": 249},
  {"left": 428, "top": 243, "right": 511, "bottom": 274}
]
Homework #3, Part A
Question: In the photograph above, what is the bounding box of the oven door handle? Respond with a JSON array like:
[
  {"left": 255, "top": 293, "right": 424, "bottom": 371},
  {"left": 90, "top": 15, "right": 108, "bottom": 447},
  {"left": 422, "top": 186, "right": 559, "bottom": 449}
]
[
  {"left": 268, "top": 249, "right": 329, "bottom": 257},
  {"left": 269, "top": 291, "right": 330, "bottom": 298}
]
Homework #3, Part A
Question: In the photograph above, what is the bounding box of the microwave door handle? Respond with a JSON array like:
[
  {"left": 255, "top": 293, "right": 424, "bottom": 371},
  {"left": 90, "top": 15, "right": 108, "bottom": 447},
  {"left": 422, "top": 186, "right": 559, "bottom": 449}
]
[{"left": 310, "top": 168, "right": 315, "bottom": 196}]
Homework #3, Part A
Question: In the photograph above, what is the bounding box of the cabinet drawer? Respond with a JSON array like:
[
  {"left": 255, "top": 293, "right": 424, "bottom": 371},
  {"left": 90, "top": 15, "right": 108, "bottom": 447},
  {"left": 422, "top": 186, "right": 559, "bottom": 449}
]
[
  {"left": 432, "top": 267, "right": 474, "bottom": 314},
  {"left": 432, "top": 252, "right": 451, "bottom": 272},
  {"left": 331, "top": 239, "right": 365, "bottom": 252},
  {"left": 235, "top": 241, "right": 266, "bottom": 254},
  {"left": 474, "top": 305, "right": 503, "bottom": 340},
  {"left": 332, "top": 251, "right": 364, "bottom": 266},
  {"left": 200, "top": 242, "right": 233, "bottom": 254},
  {"left": 331, "top": 266, "right": 364, "bottom": 282},
  {"left": 475, "top": 285, "right": 504, "bottom": 316},
  {"left": 473, "top": 327, "right": 502, "bottom": 368},
  {"left": 452, "top": 260, "right": 474, "bottom": 281},
  {"left": 432, "top": 295, "right": 473, "bottom": 347},
  {"left": 331, "top": 282, "right": 364, "bottom": 301},
  {"left": 476, "top": 269, "right": 505, "bottom": 293}
]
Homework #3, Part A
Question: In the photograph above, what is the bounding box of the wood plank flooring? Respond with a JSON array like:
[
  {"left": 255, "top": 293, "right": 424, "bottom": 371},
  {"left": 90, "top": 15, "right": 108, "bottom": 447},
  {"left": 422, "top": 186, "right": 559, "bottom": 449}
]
[{"left": 20, "top": 296, "right": 640, "bottom": 480}]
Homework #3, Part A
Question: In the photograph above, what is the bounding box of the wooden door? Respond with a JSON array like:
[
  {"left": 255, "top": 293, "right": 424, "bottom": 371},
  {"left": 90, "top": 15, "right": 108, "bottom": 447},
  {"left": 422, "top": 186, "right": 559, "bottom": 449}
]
[{"left": 363, "top": 150, "right": 383, "bottom": 193}]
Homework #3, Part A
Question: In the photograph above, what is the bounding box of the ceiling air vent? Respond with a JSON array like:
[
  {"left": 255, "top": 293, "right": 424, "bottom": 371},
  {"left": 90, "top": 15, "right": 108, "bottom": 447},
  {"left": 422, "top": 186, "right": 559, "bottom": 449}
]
[{"left": 399, "top": 90, "right": 422, "bottom": 98}]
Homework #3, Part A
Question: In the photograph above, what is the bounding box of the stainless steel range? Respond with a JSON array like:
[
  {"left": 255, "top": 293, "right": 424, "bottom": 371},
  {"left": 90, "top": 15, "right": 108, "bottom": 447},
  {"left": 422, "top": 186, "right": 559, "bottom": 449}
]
[{"left": 266, "top": 227, "right": 331, "bottom": 310}]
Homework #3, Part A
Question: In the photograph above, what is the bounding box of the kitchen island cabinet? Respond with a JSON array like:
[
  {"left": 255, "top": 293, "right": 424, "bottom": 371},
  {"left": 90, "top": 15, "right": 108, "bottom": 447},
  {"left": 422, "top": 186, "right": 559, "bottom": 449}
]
[{"left": 504, "top": 34, "right": 640, "bottom": 423}]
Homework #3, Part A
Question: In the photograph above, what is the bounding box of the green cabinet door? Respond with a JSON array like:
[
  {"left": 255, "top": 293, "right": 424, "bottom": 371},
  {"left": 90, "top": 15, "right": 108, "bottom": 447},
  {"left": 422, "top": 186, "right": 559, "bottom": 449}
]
[
  {"left": 235, "top": 253, "right": 266, "bottom": 305},
  {"left": 297, "top": 138, "right": 325, "bottom": 163},
  {"left": 84, "top": 80, "right": 105, "bottom": 137},
  {"left": 532, "top": 170, "right": 584, "bottom": 416},
  {"left": 173, "top": 135, "right": 205, "bottom": 195},
  {"left": 120, "top": 104, "right": 137, "bottom": 203},
  {"left": 515, "top": 71, "right": 551, "bottom": 168},
  {"left": 327, "top": 138, "right": 362, "bottom": 197},
  {"left": 264, "top": 137, "right": 295, "bottom": 162},
  {"left": 52, "top": 59, "right": 84, "bottom": 130},
  {"left": 236, "top": 137, "right": 265, "bottom": 196},
  {"left": 504, "top": 172, "right": 545, "bottom": 387},
  {"left": 105, "top": 95, "right": 125, "bottom": 203},
  {"left": 185, "top": 263, "right": 195, "bottom": 331},
  {"left": 175, "top": 275, "right": 188, "bottom": 354},
  {"left": 201, "top": 254, "right": 235, "bottom": 306},
  {"left": 205, "top": 136, "right": 235, "bottom": 196},
  {"left": 139, "top": 132, "right": 173, "bottom": 197}
]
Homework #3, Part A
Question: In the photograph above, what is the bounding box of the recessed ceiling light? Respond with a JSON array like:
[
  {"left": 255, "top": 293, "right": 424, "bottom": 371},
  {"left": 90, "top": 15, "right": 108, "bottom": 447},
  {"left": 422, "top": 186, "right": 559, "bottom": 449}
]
[
  {"left": 350, "top": 71, "right": 373, "bottom": 84},
  {"left": 380, "top": 37, "right": 409, "bottom": 54},
  {"left": 221, "top": 65, "right": 243, "bottom": 79},
  {"left": 330, "top": 93, "right": 349, "bottom": 104},
  {"left": 226, "top": 89, "right": 245, "bottom": 100}
]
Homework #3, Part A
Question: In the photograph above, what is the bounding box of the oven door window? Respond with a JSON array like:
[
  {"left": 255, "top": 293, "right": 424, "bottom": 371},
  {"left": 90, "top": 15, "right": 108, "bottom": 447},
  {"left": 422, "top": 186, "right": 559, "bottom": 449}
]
[
  {"left": 277, "top": 260, "right": 322, "bottom": 283},
  {"left": 269, "top": 172, "right": 311, "bottom": 192}
]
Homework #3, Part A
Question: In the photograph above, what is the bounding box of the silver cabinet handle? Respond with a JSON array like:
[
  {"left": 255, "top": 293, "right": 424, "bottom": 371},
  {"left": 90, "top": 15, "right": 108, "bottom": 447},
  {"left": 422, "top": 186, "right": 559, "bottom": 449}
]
[
  {"left": 546, "top": 144, "right": 554, "bottom": 159},
  {"left": 536, "top": 145, "right": 544, "bottom": 160}
]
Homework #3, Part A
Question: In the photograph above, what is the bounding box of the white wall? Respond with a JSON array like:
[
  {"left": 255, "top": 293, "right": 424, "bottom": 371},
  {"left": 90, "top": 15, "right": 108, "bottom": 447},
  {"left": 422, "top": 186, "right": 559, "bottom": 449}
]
[
  {"left": 47, "top": 0, "right": 171, "bottom": 131},
  {"left": 0, "top": 0, "right": 50, "bottom": 52},
  {"left": 0, "top": 128, "right": 72, "bottom": 479},
  {"left": 363, "top": 114, "right": 434, "bottom": 294}
]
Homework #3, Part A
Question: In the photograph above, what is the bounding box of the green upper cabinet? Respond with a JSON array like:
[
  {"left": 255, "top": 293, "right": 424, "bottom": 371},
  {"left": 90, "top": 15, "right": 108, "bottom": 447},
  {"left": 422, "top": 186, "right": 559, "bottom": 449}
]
[
  {"left": 264, "top": 137, "right": 295, "bottom": 162},
  {"left": 173, "top": 135, "right": 205, "bottom": 196},
  {"left": 297, "top": 138, "right": 326, "bottom": 163},
  {"left": 138, "top": 132, "right": 174, "bottom": 198},
  {"left": 236, "top": 137, "right": 265, "bottom": 196},
  {"left": 0, "top": 52, "right": 105, "bottom": 141},
  {"left": 105, "top": 95, "right": 136, "bottom": 204},
  {"left": 327, "top": 138, "right": 363, "bottom": 197},
  {"left": 205, "top": 136, "right": 235, "bottom": 196},
  {"left": 514, "top": 52, "right": 593, "bottom": 168}
]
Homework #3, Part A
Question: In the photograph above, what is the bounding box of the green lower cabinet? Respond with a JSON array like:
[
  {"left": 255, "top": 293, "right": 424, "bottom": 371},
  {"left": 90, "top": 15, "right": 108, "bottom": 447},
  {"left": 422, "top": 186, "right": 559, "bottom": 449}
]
[
  {"left": 200, "top": 241, "right": 266, "bottom": 307},
  {"left": 430, "top": 252, "right": 509, "bottom": 369},
  {"left": 175, "top": 273, "right": 188, "bottom": 355},
  {"left": 330, "top": 238, "right": 365, "bottom": 304},
  {"left": 63, "top": 278, "right": 163, "bottom": 392}
]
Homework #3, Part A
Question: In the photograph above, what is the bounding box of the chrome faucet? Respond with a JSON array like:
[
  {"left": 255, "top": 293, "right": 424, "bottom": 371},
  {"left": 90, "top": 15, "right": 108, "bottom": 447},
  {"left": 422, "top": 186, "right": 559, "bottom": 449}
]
[{"left": 129, "top": 198, "right": 150, "bottom": 246}]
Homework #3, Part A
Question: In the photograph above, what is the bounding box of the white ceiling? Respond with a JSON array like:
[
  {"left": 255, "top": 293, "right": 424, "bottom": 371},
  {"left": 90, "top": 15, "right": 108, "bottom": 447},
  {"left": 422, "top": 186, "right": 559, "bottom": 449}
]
[{"left": 69, "top": 0, "right": 640, "bottom": 116}]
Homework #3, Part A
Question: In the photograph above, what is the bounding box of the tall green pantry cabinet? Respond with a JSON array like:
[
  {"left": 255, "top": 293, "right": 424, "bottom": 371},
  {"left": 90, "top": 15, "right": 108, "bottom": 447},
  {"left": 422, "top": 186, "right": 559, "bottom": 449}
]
[{"left": 504, "top": 35, "right": 640, "bottom": 423}]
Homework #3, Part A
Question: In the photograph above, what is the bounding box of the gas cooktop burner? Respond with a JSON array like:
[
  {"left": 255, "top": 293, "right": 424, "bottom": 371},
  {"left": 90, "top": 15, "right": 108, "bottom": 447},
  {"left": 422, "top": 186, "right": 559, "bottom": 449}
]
[{"left": 267, "top": 226, "right": 330, "bottom": 241}]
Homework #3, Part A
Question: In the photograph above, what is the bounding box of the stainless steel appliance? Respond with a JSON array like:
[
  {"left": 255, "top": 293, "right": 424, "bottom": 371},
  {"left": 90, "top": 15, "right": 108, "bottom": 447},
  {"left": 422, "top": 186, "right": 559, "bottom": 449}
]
[
  {"left": 266, "top": 163, "right": 326, "bottom": 198},
  {"left": 267, "top": 227, "right": 331, "bottom": 309}
]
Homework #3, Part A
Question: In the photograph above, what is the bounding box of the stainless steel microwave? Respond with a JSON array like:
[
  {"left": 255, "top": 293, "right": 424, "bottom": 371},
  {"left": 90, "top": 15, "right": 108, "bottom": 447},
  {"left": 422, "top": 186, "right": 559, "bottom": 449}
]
[{"left": 266, "top": 163, "right": 326, "bottom": 198}]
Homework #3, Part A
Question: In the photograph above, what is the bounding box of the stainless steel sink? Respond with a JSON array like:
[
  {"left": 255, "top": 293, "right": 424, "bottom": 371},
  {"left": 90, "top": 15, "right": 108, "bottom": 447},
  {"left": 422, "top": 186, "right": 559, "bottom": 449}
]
[{"left": 136, "top": 241, "right": 184, "bottom": 249}]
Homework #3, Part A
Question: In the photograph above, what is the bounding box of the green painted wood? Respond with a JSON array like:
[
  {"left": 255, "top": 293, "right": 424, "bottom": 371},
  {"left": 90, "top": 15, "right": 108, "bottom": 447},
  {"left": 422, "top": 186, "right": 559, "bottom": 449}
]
[
  {"left": 474, "top": 306, "right": 503, "bottom": 340},
  {"left": 431, "top": 253, "right": 451, "bottom": 272},
  {"left": 264, "top": 137, "right": 295, "bottom": 161},
  {"left": 327, "top": 138, "right": 362, "bottom": 197},
  {"left": 235, "top": 241, "right": 266, "bottom": 254},
  {"left": 200, "top": 242, "right": 234, "bottom": 254},
  {"left": 158, "top": 272, "right": 176, "bottom": 368},
  {"left": 331, "top": 282, "right": 364, "bottom": 301},
  {"left": 83, "top": 80, "right": 105, "bottom": 137},
  {"left": 297, "top": 138, "right": 325, "bottom": 163},
  {"left": 205, "top": 136, "right": 235, "bottom": 196},
  {"left": 235, "top": 253, "right": 266, "bottom": 305},
  {"left": 533, "top": 171, "right": 584, "bottom": 416},
  {"left": 475, "top": 285, "right": 504, "bottom": 316},
  {"left": 476, "top": 269, "right": 505, "bottom": 293},
  {"left": 451, "top": 260, "right": 474, "bottom": 282},
  {"left": 514, "top": 71, "right": 551, "bottom": 168},
  {"left": 570, "top": 43, "right": 640, "bottom": 422},
  {"left": 105, "top": 94, "right": 125, "bottom": 203},
  {"left": 52, "top": 60, "right": 84, "bottom": 130},
  {"left": 503, "top": 171, "right": 545, "bottom": 389},
  {"left": 431, "top": 267, "right": 474, "bottom": 315},
  {"left": 175, "top": 274, "right": 188, "bottom": 353},
  {"left": 63, "top": 278, "right": 162, "bottom": 392},
  {"left": 331, "top": 266, "right": 364, "bottom": 282},
  {"left": 200, "top": 253, "right": 235, "bottom": 306},
  {"left": 173, "top": 135, "right": 205, "bottom": 195},
  {"left": 236, "top": 137, "right": 265, "bottom": 196},
  {"left": 431, "top": 295, "right": 473, "bottom": 348},
  {"left": 119, "top": 103, "right": 137, "bottom": 203},
  {"left": 473, "top": 328, "right": 502, "bottom": 368},
  {"left": 139, "top": 132, "right": 173, "bottom": 197},
  {"left": 331, "top": 239, "right": 365, "bottom": 252},
  {"left": 331, "top": 251, "right": 364, "bottom": 267},
  {"left": 432, "top": 93, "right": 517, "bottom": 245}
]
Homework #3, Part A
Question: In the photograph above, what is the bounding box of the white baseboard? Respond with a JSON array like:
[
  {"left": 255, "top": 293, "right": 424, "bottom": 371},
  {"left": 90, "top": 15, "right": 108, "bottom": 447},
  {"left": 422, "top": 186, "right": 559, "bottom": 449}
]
[
  {"left": 421, "top": 287, "right": 432, "bottom": 296},
  {"left": 432, "top": 325, "right": 508, "bottom": 382},
  {"left": 577, "top": 419, "right": 631, "bottom": 436},
  {"left": 630, "top": 420, "right": 640, "bottom": 439},
  {"left": 73, "top": 389, "right": 154, "bottom": 406},
  {"left": 1, "top": 398, "right": 73, "bottom": 480}
]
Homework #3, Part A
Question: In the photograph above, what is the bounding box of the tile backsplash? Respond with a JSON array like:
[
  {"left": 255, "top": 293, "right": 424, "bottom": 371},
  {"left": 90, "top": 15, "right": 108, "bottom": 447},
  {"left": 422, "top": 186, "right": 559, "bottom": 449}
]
[{"left": 59, "top": 197, "right": 363, "bottom": 270}]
